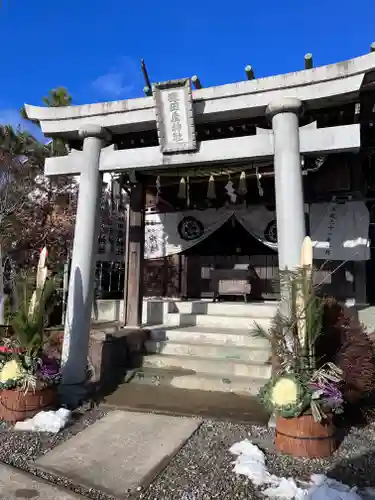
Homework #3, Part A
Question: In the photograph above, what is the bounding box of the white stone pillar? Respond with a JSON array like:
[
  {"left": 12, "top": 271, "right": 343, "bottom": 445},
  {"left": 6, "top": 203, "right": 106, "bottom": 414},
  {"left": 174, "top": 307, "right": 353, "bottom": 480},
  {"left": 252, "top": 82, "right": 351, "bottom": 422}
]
[
  {"left": 60, "top": 124, "right": 110, "bottom": 407},
  {"left": 266, "top": 99, "right": 305, "bottom": 430},
  {"left": 266, "top": 98, "right": 306, "bottom": 270}
]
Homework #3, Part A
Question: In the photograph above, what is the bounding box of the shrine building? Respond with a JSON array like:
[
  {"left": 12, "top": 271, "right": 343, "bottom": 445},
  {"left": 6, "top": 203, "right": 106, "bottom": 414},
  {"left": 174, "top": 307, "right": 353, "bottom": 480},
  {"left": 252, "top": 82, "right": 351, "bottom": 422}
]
[{"left": 25, "top": 47, "right": 375, "bottom": 402}]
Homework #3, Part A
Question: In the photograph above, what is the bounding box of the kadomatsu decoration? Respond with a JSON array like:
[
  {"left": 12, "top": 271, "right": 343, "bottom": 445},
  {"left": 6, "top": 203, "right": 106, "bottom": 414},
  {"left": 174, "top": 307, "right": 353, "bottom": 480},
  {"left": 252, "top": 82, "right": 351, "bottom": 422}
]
[
  {"left": 253, "top": 237, "right": 344, "bottom": 457},
  {"left": 0, "top": 248, "right": 60, "bottom": 422}
]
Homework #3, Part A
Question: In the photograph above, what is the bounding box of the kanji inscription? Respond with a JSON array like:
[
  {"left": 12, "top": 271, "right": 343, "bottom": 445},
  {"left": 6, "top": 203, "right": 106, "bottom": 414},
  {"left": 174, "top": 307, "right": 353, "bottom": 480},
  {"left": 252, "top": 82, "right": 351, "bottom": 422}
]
[{"left": 153, "top": 79, "right": 197, "bottom": 153}]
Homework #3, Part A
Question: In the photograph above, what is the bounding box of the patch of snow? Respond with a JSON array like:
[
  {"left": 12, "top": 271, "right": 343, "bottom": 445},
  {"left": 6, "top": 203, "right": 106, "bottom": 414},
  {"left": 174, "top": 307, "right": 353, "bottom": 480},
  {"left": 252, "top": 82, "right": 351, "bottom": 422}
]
[
  {"left": 230, "top": 439, "right": 363, "bottom": 500},
  {"left": 14, "top": 408, "right": 71, "bottom": 433}
]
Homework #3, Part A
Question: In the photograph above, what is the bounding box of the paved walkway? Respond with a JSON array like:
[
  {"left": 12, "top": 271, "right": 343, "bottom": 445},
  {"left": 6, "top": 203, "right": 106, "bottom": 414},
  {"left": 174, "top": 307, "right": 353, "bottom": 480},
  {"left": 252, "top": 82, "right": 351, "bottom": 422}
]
[
  {"left": 0, "top": 463, "right": 84, "bottom": 499},
  {"left": 35, "top": 411, "right": 201, "bottom": 498}
]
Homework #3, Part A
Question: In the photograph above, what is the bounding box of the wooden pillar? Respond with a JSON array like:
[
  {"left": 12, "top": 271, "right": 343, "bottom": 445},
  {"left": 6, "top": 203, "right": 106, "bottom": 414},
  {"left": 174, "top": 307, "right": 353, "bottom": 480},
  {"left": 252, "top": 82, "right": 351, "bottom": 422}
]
[{"left": 125, "top": 180, "right": 145, "bottom": 327}]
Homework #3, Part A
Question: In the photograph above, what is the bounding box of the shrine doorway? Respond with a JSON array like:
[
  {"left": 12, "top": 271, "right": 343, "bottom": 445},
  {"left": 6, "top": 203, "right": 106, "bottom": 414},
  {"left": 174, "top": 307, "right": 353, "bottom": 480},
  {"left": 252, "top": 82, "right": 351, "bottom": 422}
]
[{"left": 181, "top": 216, "right": 279, "bottom": 300}]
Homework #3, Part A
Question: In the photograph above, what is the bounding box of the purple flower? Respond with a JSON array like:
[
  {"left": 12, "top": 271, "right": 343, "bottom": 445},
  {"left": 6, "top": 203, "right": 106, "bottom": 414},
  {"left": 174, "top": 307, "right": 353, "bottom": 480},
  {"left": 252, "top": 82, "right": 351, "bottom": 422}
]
[
  {"left": 38, "top": 356, "right": 60, "bottom": 379},
  {"left": 310, "top": 381, "right": 343, "bottom": 406}
]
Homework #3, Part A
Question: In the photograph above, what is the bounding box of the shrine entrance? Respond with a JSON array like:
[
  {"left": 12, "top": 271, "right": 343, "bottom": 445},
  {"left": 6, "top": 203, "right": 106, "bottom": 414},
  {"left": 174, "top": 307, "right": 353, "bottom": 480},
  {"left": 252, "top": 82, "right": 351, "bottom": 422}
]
[
  {"left": 181, "top": 217, "right": 279, "bottom": 300},
  {"left": 144, "top": 206, "right": 279, "bottom": 301}
]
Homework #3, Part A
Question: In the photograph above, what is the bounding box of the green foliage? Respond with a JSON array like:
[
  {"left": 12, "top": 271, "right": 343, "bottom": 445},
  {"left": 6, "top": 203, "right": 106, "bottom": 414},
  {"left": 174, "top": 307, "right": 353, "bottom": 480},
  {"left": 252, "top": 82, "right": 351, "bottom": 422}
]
[
  {"left": 42, "top": 87, "right": 72, "bottom": 107},
  {"left": 0, "top": 88, "right": 77, "bottom": 272},
  {"left": 252, "top": 267, "right": 324, "bottom": 375},
  {"left": 20, "top": 87, "right": 73, "bottom": 159},
  {"left": 10, "top": 274, "right": 58, "bottom": 356},
  {"left": 253, "top": 267, "right": 345, "bottom": 421},
  {"left": 0, "top": 125, "right": 35, "bottom": 156},
  {"left": 0, "top": 259, "right": 62, "bottom": 393}
]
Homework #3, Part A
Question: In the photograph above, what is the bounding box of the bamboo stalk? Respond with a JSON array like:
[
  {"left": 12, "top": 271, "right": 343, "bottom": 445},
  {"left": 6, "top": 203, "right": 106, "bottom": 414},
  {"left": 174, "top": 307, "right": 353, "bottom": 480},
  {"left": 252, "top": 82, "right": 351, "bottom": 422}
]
[{"left": 296, "top": 237, "right": 313, "bottom": 369}]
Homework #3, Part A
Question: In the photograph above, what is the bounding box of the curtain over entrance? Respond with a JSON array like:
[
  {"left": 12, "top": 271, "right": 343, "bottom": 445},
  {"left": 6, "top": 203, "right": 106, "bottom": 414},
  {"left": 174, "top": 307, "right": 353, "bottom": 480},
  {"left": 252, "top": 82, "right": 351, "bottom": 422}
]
[
  {"left": 144, "top": 206, "right": 281, "bottom": 259},
  {"left": 144, "top": 209, "right": 233, "bottom": 259},
  {"left": 144, "top": 201, "right": 370, "bottom": 261}
]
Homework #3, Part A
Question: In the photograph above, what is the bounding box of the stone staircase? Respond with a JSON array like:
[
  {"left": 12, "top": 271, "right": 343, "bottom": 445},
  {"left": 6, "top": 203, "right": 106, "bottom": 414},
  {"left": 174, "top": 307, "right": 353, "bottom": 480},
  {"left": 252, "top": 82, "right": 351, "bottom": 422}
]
[{"left": 128, "top": 301, "right": 277, "bottom": 396}]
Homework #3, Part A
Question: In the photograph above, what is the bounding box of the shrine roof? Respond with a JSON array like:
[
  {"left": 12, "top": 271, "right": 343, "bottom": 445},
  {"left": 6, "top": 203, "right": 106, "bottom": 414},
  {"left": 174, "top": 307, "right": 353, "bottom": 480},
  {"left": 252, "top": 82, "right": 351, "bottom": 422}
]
[{"left": 25, "top": 50, "right": 375, "bottom": 139}]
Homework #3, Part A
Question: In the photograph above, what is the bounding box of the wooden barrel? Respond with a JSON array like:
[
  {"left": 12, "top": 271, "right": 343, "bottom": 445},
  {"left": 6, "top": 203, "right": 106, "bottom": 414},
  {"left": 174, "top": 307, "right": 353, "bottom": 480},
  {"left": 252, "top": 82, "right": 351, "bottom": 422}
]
[
  {"left": 0, "top": 387, "right": 56, "bottom": 423},
  {"left": 275, "top": 414, "right": 338, "bottom": 458}
]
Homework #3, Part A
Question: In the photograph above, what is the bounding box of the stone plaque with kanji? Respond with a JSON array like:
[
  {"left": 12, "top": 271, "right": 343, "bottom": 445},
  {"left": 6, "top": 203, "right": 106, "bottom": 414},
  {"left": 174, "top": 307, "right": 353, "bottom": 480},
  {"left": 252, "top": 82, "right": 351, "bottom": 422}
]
[{"left": 153, "top": 78, "right": 197, "bottom": 154}]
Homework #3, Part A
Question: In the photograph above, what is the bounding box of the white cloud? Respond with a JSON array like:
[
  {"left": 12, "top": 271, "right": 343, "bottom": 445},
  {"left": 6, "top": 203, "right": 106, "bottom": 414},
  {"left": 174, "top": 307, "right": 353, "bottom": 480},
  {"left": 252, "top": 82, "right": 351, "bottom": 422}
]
[{"left": 91, "top": 56, "right": 140, "bottom": 99}]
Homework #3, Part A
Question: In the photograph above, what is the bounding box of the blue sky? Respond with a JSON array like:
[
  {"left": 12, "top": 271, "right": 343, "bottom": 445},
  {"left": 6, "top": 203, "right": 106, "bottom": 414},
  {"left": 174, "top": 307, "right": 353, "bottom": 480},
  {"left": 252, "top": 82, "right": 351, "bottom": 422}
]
[{"left": 0, "top": 0, "right": 374, "bottom": 139}]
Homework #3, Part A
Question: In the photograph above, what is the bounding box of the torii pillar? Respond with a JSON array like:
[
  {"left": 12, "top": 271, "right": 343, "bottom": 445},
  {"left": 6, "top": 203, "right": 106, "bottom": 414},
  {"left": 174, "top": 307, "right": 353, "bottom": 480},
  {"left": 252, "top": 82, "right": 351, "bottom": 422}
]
[
  {"left": 265, "top": 98, "right": 306, "bottom": 427},
  {"left": 266, "top": 97, "right": 306, "bottom": 271},
  {"left": 125, "top": 179, "right": 146, "bottom": 327},
  {"left": 60, "top": 124, "right": 111, "bottom": 408}
]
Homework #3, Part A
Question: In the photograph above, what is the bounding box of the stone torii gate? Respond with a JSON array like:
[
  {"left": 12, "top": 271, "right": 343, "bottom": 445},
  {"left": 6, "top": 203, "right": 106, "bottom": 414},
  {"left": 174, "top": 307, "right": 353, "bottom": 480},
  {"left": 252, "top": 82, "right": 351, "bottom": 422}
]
[{"left": 25, "top": 50, "right": 374, "bottom": 405}]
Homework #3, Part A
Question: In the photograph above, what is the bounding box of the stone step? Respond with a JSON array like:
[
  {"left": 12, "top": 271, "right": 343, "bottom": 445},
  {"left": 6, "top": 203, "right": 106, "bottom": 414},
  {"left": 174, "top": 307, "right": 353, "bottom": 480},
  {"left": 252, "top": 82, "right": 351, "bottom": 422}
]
[
  {"left": 143, "top": 353, "right": 272, "bottom": 379},
  {"left": 145, "top": 339, "right": 271, "bottom": 363},
  {"left": 149, "top": 325, "right": 271, "bottom": 348},
  {"left": 165, "top": 312, "right": 271, "bottom": 330},
  {"left": 167, "top": 300, "right": 278, "bottom": 318},
  {"left": 129, "top": 367, "right": 266, "bottom": 396}
]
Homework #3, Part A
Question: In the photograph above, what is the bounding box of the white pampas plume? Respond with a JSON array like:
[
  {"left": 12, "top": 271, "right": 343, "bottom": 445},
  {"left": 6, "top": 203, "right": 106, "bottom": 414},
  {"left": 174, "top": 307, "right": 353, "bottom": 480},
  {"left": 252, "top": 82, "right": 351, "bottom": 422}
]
[
  {"left": 296, "top": 237, "right": 313, "bottom": 348},
  {"left": 28, "top": 247, "right": 48, "bottom": 319},
  {"left": 301, "top": 236, "right": 313, "bottom": 267}
]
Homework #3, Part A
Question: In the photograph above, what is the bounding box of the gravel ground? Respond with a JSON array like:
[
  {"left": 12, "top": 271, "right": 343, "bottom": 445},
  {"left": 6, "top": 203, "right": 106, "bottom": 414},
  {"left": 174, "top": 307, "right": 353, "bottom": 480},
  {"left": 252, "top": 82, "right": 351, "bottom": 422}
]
[
  {"left": 140, "top": 421, "right": 375, "bottom": 500},
  {"left": 0, "top": 404, "right": 114, "bottom": 500},
  {"left": 1, "top": 411, "right": 375, "bottom": 500}
]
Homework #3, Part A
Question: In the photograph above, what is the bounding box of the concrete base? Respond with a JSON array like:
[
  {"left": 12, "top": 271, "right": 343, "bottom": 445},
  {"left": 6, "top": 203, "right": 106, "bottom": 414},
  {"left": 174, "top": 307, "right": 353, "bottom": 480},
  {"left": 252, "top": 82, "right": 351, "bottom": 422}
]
[
  {"left": 47, "top": 325, "right": 147, "bottom": 408},
  {"left": 36, "top": 411, "right": 201, "bottom": 498},
  {"left": 92, "top": 297, "right": 375, "bottom": 333},
  {"left": 92, "top": 298, "right": 278, "bottom": 325},
  {"left": 92, "top": 297, "right": 170, "bottom": 325}
]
